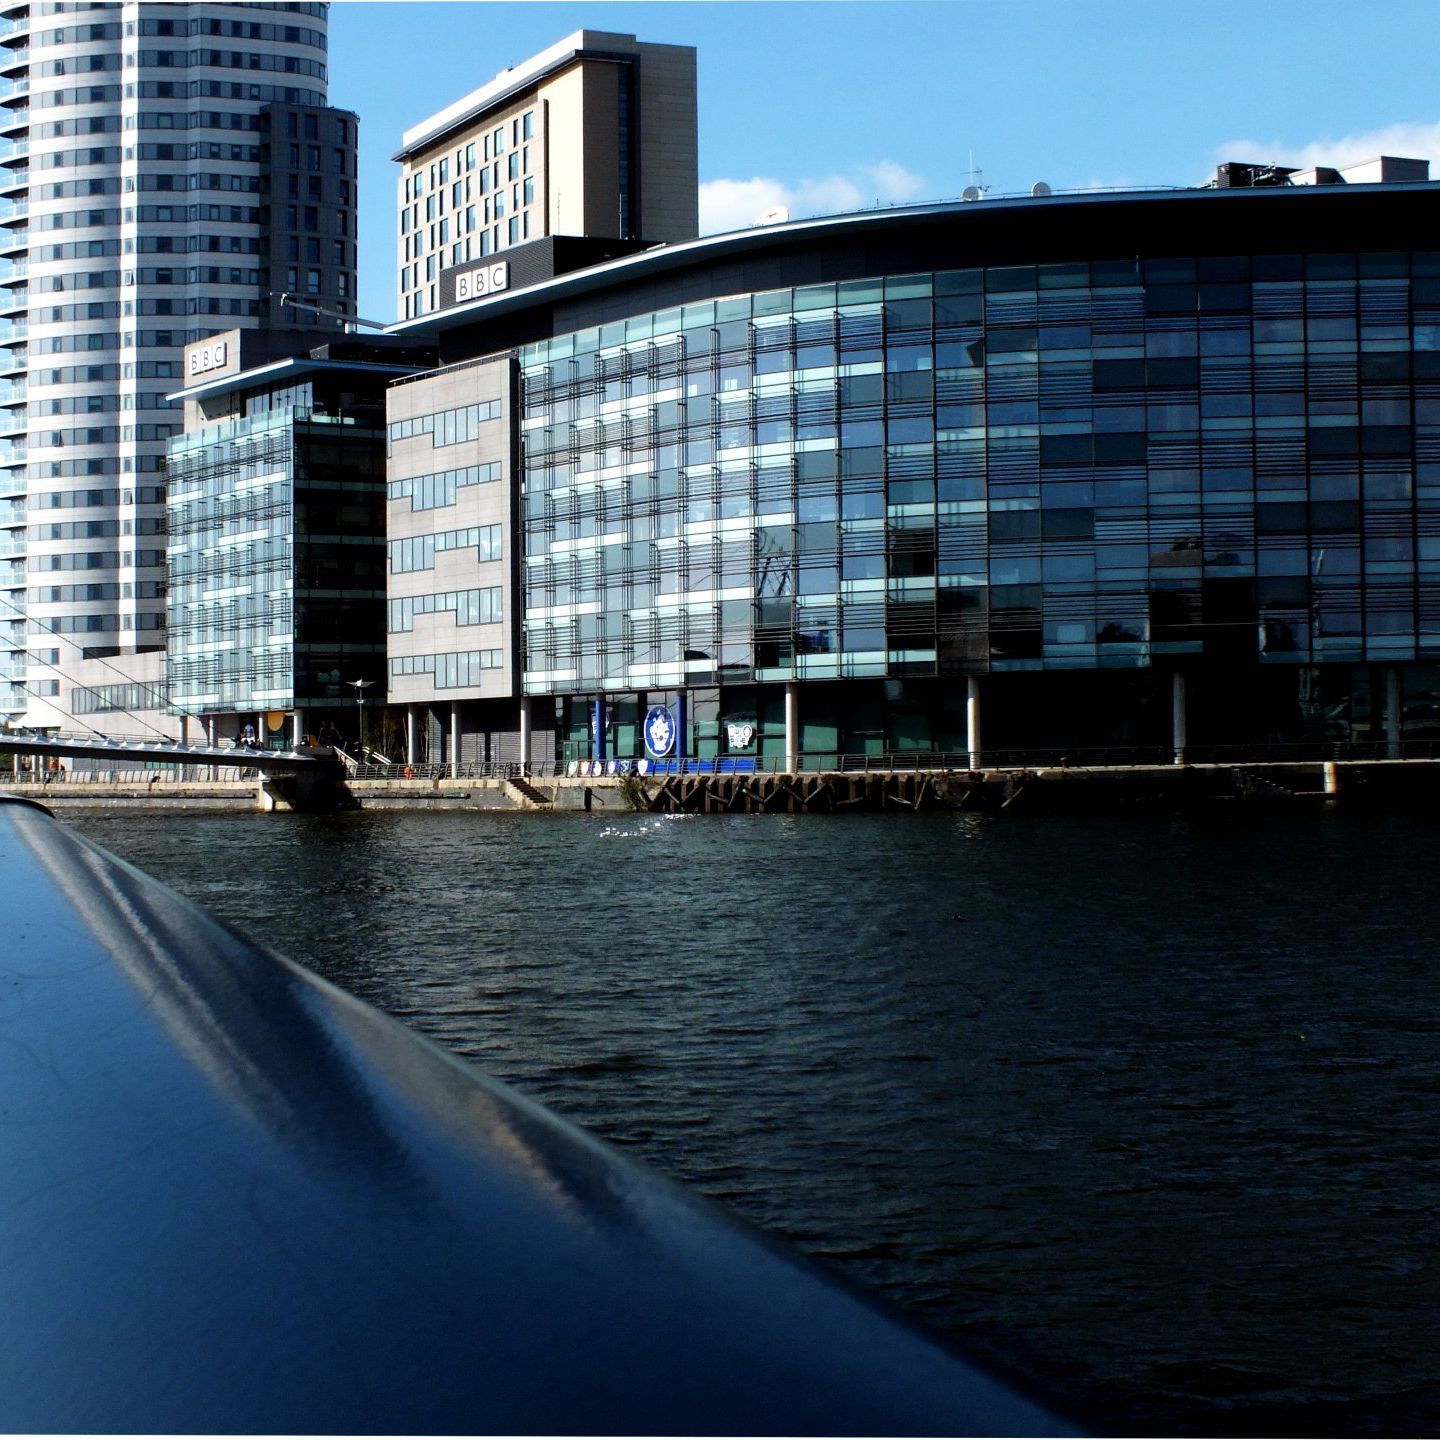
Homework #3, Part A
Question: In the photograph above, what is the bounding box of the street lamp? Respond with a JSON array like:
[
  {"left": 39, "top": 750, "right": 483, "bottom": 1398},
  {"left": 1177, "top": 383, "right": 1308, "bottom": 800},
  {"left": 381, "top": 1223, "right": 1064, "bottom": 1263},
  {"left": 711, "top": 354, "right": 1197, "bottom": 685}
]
[{"left": 347, "top": 678, "right": 373, "bottom": 752}]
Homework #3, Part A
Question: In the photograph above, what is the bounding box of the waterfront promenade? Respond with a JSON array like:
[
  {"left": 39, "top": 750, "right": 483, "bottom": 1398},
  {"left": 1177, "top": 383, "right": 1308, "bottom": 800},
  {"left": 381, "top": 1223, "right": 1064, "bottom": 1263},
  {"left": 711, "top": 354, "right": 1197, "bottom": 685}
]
[{"left": 13, "top": 754, "right": 1440, "bottom": 812}]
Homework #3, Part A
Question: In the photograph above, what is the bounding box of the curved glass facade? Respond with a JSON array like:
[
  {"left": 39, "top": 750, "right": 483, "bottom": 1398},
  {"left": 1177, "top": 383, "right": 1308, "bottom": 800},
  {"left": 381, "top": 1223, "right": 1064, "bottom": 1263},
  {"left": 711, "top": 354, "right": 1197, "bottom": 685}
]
[{"left": 516, "top": 247, "right": 1440, "bottom": 760}]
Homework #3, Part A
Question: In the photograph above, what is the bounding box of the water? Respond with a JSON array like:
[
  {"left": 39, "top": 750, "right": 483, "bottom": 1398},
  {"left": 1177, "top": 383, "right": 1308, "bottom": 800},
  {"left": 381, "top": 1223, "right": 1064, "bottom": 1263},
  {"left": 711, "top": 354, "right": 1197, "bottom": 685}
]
[{"left": 65, "top": 806, "right": 1440, "bottom": 1434}]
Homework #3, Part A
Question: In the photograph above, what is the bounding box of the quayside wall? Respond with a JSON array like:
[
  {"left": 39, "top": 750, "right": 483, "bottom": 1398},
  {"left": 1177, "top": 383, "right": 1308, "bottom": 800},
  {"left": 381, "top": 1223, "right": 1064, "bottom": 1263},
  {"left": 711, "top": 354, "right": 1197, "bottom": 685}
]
[{"left": 11, "top": 757, "right": 1440, "bottom": 812}]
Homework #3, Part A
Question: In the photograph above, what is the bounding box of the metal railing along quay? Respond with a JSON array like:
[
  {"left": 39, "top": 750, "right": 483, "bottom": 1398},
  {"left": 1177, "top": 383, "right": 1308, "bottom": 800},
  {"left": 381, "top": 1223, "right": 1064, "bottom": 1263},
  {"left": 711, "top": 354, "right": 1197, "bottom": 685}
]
[
  {"left": 342, "top": 737, "right": 1440, "bottom": 783},
  {"left": 0, "top": 794, "right": 1078, "bottom": 1436}
]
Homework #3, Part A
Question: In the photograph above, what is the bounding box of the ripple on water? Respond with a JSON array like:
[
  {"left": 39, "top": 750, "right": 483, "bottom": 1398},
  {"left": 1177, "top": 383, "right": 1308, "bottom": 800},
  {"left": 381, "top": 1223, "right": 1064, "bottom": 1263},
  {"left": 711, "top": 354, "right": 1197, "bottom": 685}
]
[{"left": 64, "top": 806, "right": 1440, "bottom": 1435}]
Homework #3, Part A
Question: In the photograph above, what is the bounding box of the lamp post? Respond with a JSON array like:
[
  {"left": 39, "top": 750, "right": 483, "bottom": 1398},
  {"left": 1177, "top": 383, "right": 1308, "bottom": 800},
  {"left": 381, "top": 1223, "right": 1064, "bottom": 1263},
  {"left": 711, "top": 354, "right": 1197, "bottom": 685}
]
[{"left": 347, "top": 678, "right": 373, "bottom": 752}]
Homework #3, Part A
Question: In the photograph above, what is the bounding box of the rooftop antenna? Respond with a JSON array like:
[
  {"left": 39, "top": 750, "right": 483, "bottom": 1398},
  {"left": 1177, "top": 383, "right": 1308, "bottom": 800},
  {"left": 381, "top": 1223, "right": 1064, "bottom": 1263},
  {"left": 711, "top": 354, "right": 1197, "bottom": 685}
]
[{"left": 963, "top": 151, "right": 987, "bottom": 201}]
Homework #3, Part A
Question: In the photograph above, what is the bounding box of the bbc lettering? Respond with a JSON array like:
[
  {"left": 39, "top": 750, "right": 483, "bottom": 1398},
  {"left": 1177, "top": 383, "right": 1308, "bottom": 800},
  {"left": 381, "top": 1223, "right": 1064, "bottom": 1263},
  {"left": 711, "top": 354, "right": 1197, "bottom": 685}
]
[
  {"left": 455, "top": 263, "right": 510, "bottom": 303},
  {"left": 187, "top": 340, "right": 228, "bottom": 377}
]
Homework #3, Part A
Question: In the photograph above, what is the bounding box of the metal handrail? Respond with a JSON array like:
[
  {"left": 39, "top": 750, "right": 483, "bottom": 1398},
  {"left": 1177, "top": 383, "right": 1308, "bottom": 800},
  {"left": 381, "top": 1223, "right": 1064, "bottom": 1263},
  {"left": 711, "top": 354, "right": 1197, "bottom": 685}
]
[
  {"left": 338, "top": 739, "right": 1440, "bottom": 784},
  {"left": 11, "top": 739, "right": 1440, "bottom": 788}
]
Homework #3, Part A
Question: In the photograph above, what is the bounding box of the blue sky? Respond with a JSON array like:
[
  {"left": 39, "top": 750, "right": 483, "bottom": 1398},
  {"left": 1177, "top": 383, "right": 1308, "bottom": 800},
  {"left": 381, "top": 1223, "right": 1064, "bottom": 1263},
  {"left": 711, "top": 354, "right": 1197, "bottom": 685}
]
[{"left": 328, "top": 0, "right": 1440, "bottom": 324}]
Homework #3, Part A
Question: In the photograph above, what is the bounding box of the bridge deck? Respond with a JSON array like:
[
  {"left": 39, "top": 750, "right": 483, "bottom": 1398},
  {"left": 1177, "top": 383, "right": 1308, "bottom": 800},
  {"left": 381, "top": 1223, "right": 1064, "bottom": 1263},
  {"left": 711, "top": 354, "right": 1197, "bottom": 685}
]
[{"left": 0, "top": 729, "right": 335, "bottom": 772}]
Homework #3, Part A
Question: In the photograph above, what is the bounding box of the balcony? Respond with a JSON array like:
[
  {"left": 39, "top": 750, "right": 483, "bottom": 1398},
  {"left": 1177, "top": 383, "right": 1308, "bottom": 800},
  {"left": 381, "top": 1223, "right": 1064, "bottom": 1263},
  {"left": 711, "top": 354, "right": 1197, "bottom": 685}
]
[
  {"left": 0, "top": 46, "right": 25, "bottom": 73},
  {"left": 0, "top": 258, "right": 25, "bottom": 284},
  {"left": 0, "top": 107, "right": 26, "bottom": 137},
  {"left": 0, "top": 226, "right": 25, "bottom": 257},
  {"left": 0, "top": 287, "right": 26, "bottom": 315},
  {"left": 0, "top": 17, "right": 29, "bottom": 42},
  {"left": 0, "top": 167, "right": 27, "bottom": 194},
  {"left": 0, "top": 196, "right": 26, "bottom": 223}
]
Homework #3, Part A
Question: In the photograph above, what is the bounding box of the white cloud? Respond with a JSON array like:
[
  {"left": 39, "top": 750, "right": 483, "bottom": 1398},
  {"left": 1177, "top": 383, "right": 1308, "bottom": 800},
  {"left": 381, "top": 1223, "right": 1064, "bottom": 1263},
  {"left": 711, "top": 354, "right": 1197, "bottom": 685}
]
[
  {"left": 699, "top": 161, "right": 926, "bottom": 234},
  {"left": 1213, "top": 121, "right": 1440, "bottom": 177}
]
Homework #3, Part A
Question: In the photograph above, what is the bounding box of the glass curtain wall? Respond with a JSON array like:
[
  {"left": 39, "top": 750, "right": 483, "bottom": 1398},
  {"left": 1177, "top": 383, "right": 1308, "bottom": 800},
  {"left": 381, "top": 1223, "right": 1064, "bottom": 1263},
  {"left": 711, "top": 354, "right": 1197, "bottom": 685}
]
[{"left": 519, "top": 252, "right": 1440, "bottom": 760}]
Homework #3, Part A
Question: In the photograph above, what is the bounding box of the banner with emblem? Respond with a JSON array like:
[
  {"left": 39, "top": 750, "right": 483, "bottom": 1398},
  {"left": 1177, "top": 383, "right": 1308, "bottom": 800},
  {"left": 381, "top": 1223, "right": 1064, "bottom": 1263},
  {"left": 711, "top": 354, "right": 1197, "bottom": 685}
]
[{"left": 643, "top": 705, "right": 676, "bottom": 758}]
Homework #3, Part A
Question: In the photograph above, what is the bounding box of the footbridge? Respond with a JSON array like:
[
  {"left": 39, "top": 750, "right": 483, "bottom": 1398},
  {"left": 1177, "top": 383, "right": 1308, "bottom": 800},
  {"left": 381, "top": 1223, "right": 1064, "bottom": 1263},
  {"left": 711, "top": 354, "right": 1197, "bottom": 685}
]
[{"left": 0, "top": 728, "right": 337, "bottom": 774}]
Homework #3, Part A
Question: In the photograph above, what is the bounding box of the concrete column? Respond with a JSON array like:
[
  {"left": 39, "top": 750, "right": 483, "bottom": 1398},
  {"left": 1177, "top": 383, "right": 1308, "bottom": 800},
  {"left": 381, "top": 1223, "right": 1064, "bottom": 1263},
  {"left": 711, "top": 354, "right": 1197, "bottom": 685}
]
[
  {"left": 1172, "top": 671, "right": 1187, "bottom": 765},
  {"left": 405, "top": 705, "right": 417, "bottom": 767},
  {"left": 1385, "top": 666, "right": 1403, "bottom": 760},
  {"left": 966, "top": 676, "right": 982, "bottom": 771},
  {"left": 450, "top": 701, "right": 461, "bottom": 779},
  {"left": 179, "top": 713, "right": 190, "bottom": 746},
  {"left": 518, "top": 695, "right": 532, "bottom": 770},
  {"left": 784, "top": 681, "right": 799, "bottom": 774},
  {"left": 675, "top": 690, "right": 688, "bottom": 767}
]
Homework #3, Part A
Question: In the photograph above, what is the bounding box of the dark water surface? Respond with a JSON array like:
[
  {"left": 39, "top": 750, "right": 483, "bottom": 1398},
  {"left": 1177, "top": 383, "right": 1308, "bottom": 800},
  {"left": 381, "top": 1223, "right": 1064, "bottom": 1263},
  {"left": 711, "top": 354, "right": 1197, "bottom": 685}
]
[{"left": 66, "top": 807, "right": 1440, "bottom": 1434}]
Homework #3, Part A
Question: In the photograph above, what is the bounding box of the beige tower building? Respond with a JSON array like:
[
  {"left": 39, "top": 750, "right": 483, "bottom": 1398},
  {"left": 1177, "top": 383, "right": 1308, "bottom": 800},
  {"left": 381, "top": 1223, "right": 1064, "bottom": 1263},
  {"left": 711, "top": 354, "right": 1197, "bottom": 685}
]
[{"left": 393, "top": 30, "right": 697, "bottom": 320}]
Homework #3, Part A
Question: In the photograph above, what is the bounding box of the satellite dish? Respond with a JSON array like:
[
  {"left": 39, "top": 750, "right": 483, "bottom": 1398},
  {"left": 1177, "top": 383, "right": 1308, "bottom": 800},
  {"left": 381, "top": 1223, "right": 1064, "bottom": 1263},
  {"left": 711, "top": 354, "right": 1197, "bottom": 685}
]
[
  {"left": 1031, "top": 180, "right": 1052, "bottom": 197},
  {"left": 754, "top": 205, "right": 790, "bottom": 226},
  {"left": 961, "top": 185, "right": 982, "bottom": 202}
]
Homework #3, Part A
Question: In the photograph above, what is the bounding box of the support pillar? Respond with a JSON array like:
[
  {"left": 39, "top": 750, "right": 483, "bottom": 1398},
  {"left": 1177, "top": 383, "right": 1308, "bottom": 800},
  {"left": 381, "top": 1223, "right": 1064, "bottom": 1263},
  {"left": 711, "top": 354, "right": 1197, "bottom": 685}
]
[
  {"left": 784, "top": 681, "right": 799, "bottom": 774},
  {"left": 450, "top": 701, "right": 461, "bottom": 779},
  {"left": 1385, "top": 666, "right": 1402, "bottom": 760},
  {"left": 405, "top": 705, "right": 417, "bottom": 767},
  {"left": 179, "top": 713, "right": 190, "bottom": 746},
  {"left": 966, "top": 676, "right": 982, "bottom": 772},
  {"left": 675, "top": 690, "right": 688, "bottom": 768},
  {"left": 518, "top": 695, "right": 532, "bottom": 770},
  {"left": 289, "top": 711, "right": 302, "bottom": 749},
  {"left": 1172, "top": 671, "right": 1187, "bottom": 765}
]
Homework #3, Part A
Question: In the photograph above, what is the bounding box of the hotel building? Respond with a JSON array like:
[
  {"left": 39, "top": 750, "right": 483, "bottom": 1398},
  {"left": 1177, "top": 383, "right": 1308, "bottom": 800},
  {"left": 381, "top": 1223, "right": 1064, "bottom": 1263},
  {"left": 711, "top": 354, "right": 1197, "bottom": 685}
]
[{"left": 392, "top": 29, "right": 697, "bottom": 322}]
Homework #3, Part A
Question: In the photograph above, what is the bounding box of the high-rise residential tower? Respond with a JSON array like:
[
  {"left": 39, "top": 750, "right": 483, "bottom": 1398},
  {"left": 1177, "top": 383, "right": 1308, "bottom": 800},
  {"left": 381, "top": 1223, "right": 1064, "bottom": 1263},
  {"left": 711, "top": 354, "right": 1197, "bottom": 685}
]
[{"left": 0, "top": 0, "right": 357, "bottom": 735}]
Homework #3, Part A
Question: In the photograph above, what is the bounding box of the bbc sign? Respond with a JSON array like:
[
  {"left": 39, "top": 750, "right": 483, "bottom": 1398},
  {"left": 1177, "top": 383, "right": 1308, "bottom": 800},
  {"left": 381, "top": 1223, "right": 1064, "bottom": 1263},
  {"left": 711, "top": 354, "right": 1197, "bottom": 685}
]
[
  {"left": 187, "top": 340, "right": 228, "bottom": 377},
  {"left": 454, "top": 262, "right": 510, "bottom": 303}
]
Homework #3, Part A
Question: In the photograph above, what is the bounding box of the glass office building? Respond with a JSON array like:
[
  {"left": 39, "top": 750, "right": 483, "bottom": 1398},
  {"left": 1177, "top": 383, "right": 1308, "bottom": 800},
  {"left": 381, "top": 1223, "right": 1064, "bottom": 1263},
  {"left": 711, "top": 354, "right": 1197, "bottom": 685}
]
[
  {"left": 395, "top": 173, "right": 1440, "bottom": 765},
  {"left": 168, "top": 336, "right": 426, "bottom": 745}
]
